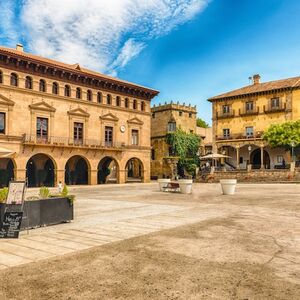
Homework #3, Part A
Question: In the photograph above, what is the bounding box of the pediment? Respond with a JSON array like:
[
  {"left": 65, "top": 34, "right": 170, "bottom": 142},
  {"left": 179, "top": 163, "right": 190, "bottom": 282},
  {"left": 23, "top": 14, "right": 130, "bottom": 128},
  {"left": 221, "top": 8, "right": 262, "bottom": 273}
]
[
  {"left": 100, "top": 113, "right": 119, "bottom": 122},
  {"left": 0, "top": 94, "right": 15, "bottom": 107},
  {"left": 29, "top": 101, "right": 55, "bottom": 112},
  {"left": 127, "top": 117, "right": 144, "bottom": 125},
  {"left": 68, "top": 107, "right": 90, "bottom": 117}
]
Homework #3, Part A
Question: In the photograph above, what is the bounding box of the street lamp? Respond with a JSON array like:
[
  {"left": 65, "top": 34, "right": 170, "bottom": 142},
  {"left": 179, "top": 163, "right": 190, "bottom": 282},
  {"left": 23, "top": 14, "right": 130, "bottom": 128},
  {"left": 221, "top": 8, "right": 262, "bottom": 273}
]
[{"left": 291, "top": 141, "right": 296, "bottom": 162}]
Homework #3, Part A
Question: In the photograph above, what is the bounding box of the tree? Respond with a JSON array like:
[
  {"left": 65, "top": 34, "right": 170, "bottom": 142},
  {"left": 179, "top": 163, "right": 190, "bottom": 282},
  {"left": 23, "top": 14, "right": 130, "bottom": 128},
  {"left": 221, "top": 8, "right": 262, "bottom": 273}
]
[
  {"left": 196, "top": 118, "right": 209, "bottom": 128},
  {"left": 263, "top": 120, "right": 300, "bottom": 148},
  {"left": 166, "top": 129, "right": 201, "bottom": 177}
]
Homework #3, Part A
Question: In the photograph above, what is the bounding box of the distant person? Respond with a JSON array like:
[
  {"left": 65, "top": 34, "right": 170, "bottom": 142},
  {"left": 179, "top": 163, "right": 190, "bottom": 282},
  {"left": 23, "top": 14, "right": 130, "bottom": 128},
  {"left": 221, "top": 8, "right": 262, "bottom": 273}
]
[
  {"left": 282, "top": 159, "right": 286, "bottom": 169},
  {"left": 58, "top": 181, "right": 63, "bottom": 193}
]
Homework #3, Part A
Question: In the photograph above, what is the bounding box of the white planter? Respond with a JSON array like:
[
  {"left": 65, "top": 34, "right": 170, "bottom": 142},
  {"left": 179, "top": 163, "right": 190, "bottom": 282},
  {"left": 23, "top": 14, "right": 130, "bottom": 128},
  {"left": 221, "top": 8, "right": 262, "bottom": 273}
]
[
  {"left": 220, "top": 179, "right": 237, "bottom": 195},
  {"left": 178, "top": 179, "right": 193, "bottom": 194},
  {"left": 158, "top": 178, "right": 171, "bottom": 191}
]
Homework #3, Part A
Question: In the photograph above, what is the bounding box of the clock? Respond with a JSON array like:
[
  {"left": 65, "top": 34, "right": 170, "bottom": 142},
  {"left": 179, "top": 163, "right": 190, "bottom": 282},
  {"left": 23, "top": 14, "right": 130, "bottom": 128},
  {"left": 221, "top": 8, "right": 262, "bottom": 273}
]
[{"left": 120, "top": 125, "right": 126, "bottom": 133}]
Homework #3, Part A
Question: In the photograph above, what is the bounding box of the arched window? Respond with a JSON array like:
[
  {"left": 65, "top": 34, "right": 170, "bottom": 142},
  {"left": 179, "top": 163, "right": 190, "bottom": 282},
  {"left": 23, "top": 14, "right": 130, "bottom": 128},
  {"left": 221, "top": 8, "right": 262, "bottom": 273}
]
[
  {"left": 76, "top": 87, "right": 82, "bottom": 99},
  {"left": 97, "top": 92, "right": 102, "bottom": 103},
  {"left": 141, "top": 101, "right": 145, "bottom": 111},
  {"left": 39, "top": 79, "right": 46, "bottom": 92},
  {"left": 133, "top": 99, "right": 137, "bottom": 110},
  {"left": 107, "top": 94, "right": 112, "bottom": 105},
  {"left": 125, "top": 98, "right": 129, "bottom": 108},
  {"left": 10, "top": 73, "right": 18, "bottom": 86},
  {"left": 116, "top": 96, "right": 121, "bottom": 106},
  {"left": 25, "top": 76, "right": 33, "bottom": 89},
  {"left": 0, "top": 70, "right": 3, "bottom": 84},
  {"left": 64, "top": 85, "right": 71, "bottom": 97},
  {"left": 87, "top": 90, "right": 93, "bottom": 101},
  {"left": 52, "top": 82, "right": 59, "bottom": 94}
]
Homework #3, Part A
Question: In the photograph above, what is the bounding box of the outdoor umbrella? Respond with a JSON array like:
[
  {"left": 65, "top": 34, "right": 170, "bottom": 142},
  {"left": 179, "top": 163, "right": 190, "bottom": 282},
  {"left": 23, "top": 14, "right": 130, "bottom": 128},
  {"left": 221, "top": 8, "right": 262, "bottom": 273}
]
[
  {"left": 0, "top": 146, "right": 16, "bottom": 158},
  {"left": 200, "top": 153, "right": 231, "bottom": 160}
]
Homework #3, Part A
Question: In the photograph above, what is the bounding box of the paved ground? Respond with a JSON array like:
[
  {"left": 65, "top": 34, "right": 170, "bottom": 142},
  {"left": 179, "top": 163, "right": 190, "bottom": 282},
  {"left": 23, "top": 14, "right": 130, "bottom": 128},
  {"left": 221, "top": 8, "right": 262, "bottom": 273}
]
[{"left": 0, "top": 182, "right": 299, "bottom": 299}]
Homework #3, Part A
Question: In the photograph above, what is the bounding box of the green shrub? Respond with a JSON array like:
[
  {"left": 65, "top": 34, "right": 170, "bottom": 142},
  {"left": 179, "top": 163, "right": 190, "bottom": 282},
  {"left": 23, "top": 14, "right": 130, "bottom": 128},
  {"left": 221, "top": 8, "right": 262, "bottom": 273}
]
[
  {"left": 61, "top": 185, "right": 69, "bottom": 197},
  {"left": 39, "top": 186, "right": 50, "bottom": 199},
  {"left": 0, "top": 187, "right": 8, "bottom": 203}
]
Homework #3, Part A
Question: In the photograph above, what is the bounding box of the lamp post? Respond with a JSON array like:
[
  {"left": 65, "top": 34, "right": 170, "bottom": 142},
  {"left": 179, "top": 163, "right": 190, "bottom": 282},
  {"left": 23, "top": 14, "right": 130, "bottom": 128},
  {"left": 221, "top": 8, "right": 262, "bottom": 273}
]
[{"left": 247, "top": 145, "right": 252, "bottom": 171}]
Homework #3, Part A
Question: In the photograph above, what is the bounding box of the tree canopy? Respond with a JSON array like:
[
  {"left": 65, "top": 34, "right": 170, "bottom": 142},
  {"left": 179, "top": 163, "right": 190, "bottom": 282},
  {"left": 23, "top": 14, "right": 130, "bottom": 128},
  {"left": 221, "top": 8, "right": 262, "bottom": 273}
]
[
  {"left": 263, "top": 120, "right": 300, "bottom": 148},
  {"left": 196, "top": 118, "right": 209, "bottom": 128}
]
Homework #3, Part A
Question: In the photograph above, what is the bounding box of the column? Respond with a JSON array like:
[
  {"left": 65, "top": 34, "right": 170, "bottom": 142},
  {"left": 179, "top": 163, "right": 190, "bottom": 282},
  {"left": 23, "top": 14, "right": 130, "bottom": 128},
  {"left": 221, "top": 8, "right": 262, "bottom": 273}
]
[
  {"left": 236, "top": 147, "right": 240, "bottom": 170},
  {"left": 15, "top": 169, "right": 26, "bottom": 181},
  {"left": 119, "top": 169, "right": 126, "bottom": 184},
  {"left": 56, "top": 169, "right": 65, "bottom": 186},
  {"left": 90, "top": 170, "right": 98, "bottom": 185},
  {"left": 260, "top": 146, "right": 264, "bottom": 169}
]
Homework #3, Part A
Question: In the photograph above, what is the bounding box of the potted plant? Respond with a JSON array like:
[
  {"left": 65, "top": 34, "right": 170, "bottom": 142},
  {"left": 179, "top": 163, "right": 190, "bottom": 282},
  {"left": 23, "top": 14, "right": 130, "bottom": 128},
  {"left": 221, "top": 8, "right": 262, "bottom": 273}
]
[
  {"left": 178, "top": 178, "right": 193, "bottom": 194},
  {"left": 220, "top": 179, "right": 237, "bottom": 195}
]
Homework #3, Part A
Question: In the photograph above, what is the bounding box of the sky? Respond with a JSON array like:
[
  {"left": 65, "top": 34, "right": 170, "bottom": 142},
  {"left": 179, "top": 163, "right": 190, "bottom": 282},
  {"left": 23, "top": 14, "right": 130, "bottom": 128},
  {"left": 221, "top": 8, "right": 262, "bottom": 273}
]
[{"left": 0, "top": 0, "right": 300, "bottom": 125}]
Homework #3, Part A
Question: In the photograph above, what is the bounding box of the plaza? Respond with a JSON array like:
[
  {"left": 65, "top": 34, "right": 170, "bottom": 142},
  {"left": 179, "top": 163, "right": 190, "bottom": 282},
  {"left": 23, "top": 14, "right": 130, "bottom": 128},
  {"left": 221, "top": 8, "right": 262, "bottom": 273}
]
[{"left": 0, "top": 182, "right": 299, "bottom": 299}]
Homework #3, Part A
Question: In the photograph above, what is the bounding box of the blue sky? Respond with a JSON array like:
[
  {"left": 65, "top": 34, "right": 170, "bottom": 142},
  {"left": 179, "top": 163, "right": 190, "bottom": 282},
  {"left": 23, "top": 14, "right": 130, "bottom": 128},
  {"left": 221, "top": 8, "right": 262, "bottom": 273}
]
[{"left": 1, "top": 0, "right": 300, "bottom": 125}]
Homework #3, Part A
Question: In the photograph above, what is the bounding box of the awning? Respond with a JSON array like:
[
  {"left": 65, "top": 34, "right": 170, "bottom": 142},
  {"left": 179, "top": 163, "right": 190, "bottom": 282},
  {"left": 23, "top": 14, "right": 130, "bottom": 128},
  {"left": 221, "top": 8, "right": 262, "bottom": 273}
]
[{"left": 0, "top": 147, "right": 16, "bottom": 158}]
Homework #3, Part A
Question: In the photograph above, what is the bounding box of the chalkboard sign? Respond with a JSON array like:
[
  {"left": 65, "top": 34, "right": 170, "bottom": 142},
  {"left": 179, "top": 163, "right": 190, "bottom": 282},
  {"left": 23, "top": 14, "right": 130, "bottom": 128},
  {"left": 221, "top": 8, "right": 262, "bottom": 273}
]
[{"left": 0, "top": 211, "right": 23, "bottom": 238}]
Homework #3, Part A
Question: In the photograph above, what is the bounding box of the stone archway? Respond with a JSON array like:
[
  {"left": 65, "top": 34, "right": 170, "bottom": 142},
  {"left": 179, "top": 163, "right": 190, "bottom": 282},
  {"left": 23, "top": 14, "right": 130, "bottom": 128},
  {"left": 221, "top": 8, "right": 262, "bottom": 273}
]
[
  {"left": 125, "top": 158, "right": 144, "bottom": 182},
  {"left": 98, "top": 157, "right": 119, "bottom": 184},
  {"left": 65, "top": 155, "right": 89, "bottom": 185},
  {"left": 26, "top": 154, "right": 56, "bottom": 187},
  {"left": 250, "top": 149, "right": 270, "bottom": 169},
  {"left": 0, "top": 158, "right": 15, "bottom": 187}
]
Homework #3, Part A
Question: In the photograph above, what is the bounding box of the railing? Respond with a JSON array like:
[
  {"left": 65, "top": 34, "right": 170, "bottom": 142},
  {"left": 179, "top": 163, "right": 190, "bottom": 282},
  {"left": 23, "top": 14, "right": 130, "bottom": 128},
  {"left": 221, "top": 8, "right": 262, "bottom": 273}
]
[
  {"left": 216, "top": 110, "right": 235, "bottom": 119},
  {"left": 22, "top": 134, "right": 125, "bottom": 149},
  {"left": 264, "top": 102, "right": 286, "bottom": 113},
  {"left": 216, "top": 132, "right": 264, "bottom": 141},
  {"left": 239, "top": 106, "right": 259, "bottom": 116}
]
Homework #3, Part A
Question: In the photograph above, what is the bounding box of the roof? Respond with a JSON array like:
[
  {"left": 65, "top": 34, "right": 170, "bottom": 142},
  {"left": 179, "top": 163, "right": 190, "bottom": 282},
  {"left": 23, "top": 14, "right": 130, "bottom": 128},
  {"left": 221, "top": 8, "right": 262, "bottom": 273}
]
[
  {"left": 208, "top": 76, "right": 300, "bottom": 101},
  {"left": 0, "top": 46, "right": 159, "bottom": 95}
]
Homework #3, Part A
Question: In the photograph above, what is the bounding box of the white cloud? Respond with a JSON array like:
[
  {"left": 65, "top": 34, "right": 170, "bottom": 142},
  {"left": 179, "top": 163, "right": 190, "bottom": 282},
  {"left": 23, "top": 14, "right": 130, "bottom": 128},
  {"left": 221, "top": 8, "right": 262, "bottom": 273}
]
[{"left": 2, "top": 0, "right": 209, "bottom": 74}]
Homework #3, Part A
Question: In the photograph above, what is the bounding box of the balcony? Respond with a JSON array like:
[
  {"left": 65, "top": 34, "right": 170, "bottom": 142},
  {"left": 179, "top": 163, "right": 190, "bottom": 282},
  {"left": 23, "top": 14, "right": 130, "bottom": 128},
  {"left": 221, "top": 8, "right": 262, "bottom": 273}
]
[
  {"left": 239, "top": 106, "right": 259, "bottom": 116},
  {"left": 22, "top": 134, "right": 125, "bottom": 151},
  {"left": 264, "top": 102, "right": 286, "bottom": 113},
  {"left": 216, "top": 110, "right": 235, "bottom": 119},
  {"left": 216, "top": 132, "right": 264, "bottom": 141}
]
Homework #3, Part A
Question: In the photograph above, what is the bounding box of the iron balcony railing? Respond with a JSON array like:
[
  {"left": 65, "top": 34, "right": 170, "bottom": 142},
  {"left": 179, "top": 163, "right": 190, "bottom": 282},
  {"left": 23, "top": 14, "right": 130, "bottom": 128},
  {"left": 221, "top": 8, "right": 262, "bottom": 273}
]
[
  {"left": 264, "top": 102, "right": 286, "bottom": 113},
  {"left": 22, "top": 134, "right": 125, "bottom": 149},
  {"left": 216, "top": 110, "right": 235, "bottom": 119},
  {"left": 216, "top": 132, "right": 264, "bottom": 141},
  {"left": 239, "top": 106, "right": 259, "bottom": 116}
]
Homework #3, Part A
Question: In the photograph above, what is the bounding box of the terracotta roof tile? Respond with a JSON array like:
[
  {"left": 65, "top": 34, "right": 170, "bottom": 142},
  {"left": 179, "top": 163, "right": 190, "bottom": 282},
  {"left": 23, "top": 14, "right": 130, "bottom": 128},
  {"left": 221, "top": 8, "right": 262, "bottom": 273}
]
[
  {"left": 0, "top": 46, "right": 159, "bottom": 94},
  {"left": 208, "top": 76, "right": 300, "bottom": 101}
]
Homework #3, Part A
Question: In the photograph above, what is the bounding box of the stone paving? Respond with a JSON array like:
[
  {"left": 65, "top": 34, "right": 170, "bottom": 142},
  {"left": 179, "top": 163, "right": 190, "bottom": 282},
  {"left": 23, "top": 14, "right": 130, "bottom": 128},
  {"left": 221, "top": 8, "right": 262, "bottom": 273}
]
[{"left": 0, "top": 183, "right": 226, "bottom": 268}]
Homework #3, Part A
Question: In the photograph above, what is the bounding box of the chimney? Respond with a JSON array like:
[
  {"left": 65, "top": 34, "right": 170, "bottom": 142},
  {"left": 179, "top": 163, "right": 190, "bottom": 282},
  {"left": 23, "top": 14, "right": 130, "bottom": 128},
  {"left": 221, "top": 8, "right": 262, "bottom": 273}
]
[
  {"left": 16, "top": 44, "right": 24, "bottom": 52},
  {"left": 252, "top": 74, "right": 261, "bottom": 85}
]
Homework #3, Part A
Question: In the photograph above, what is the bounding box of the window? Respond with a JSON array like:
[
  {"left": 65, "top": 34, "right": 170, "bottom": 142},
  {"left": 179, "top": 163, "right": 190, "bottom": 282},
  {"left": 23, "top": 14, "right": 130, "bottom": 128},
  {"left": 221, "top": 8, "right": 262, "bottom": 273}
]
[
  {"left": 39, "top": 79, "right": 46, "bottom": 92},
  {"left": 125, "top": 98, "right": 129, "bottom": 108},
  {"left": 64, "top": 85, "right": 71, "bottom": 97},
  {"left": 277, "top": 155, "right": 283, "bottom": 164},
  {"left": 152, "top": 113, "right": 155, "bottom": 118},
  {"left": 116, "top": 96, "right": 121, "bottom": 106},
  {"left": 190, "top": 130, "right": 194, "bottom": 133},
  {"left": 189, "top": 112, "right": 193, "bottom": 118},
  {"left": 271, "top": 97, "right": 280, "bottom": 108},
  {"left": 25, "top": 76, "right": 33, "bottom": 89},
  {"left": 52, "top": 82, "right": 59, "bottom": 94},
  {"left": 179, "top": 111, "right": 182, "bottom": 116},
  {"left": 76, "top": 87, "right": 82, "bottom": 99},
  {"left": 0, "top": 70, "right": 3, "bottom": 84},
  {"left": 87, "top": 90, "right": 93, "bottom": 101},
  {"left": 36, "top": 117, "right": 48, "bottom": 140},
  {"left": 151, "top": 149, "right": 155, "bottom": 160},
  {"left": 246, "top": 101, "right": 254, "bottom": 111},
  {"left": 169, "top": 146, "right": 176, "bottom": 156},
  {"left": 223, "top": 105, "right": 230, "bottom": 114},
  {"left": 74, "top": 122, "right": 83, "bottom": 144},
  {"left": 10, "top": 73, "right": 18, "bottom": 86},
  {"left": 239, "top": 157, "right": 244, "bottom": 164},
  {"left": 0, "top": 112, "right": 5, "bottom": 134},
  {"left": 167, "top": 122, "right": 176, "bottom": 132},
  {"left": 133, "top": 99, "right": 137, "bottom": 110},
  {"left": 107, "top": 94, "right": 112, "bottom": 105},
  {"left": 246, "top": 126, "right": 254, "bottom": 137},
  {"left": 223, "top": 128, "right": 230, "bottom": 138},
  {"left": 97, "top": 92, "right": 102, "bottom": 103},
  {"left": 105, "top": 126, "right": 113, "bottom": 146},
  {"left": 141, "top": 101, "right": 145, "bottom": 111},
  {"left": 131, "top": 130, "right": 139, "bottom": 145}
]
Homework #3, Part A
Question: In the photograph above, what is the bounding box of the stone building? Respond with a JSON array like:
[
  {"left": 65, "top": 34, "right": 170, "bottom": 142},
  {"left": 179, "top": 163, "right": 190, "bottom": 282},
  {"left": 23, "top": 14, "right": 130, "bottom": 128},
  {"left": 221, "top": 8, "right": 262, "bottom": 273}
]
[
  {"left": 196, "top": 126, "right": 213, "bottom": 155},
  {"left": 150, "top": 102, "right": 197, "bottom": 178},
  {"left": 0, "top": 44, "right": 159, "bottom": 187},
  {"left": 208, "top": 74, "right": 300, "bottom": 170}
]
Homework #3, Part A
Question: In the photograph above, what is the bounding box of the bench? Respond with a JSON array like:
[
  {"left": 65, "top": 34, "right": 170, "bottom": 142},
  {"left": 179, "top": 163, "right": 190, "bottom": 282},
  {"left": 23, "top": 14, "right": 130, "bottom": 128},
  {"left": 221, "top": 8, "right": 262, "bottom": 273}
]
[{"left": 163, "top": 182, "right": 180, "bottom": 193}]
